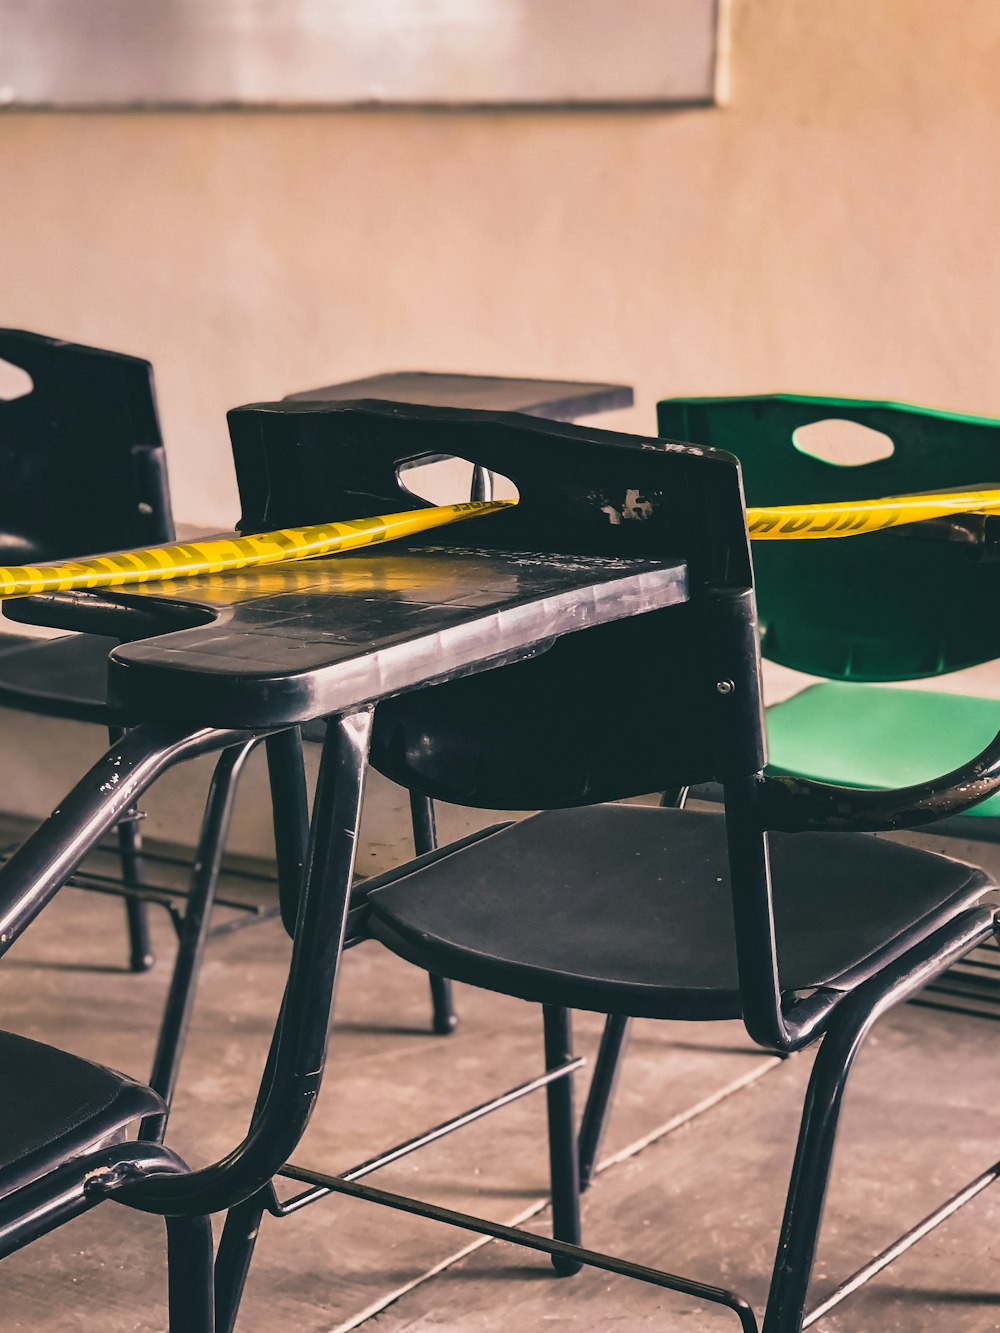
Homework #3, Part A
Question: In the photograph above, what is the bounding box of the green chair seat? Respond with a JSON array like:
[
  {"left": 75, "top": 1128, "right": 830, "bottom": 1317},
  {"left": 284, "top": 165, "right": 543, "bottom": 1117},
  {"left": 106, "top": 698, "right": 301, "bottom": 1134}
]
[{"left": 766, "top": 682, "right": 1000, "bottom": 818}]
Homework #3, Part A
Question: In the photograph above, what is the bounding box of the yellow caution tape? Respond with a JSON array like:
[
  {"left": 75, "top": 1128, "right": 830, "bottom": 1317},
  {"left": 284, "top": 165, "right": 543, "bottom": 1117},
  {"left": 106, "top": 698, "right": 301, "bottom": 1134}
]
[
  {"left": 2, "top": 486, "right": 998, "bottom": 602},
  {"left": 0, "top": 501, "right": 513, "bottom": 600},
  {"left": 746, "top": 489, "right": 1000, "bottom": 539}
]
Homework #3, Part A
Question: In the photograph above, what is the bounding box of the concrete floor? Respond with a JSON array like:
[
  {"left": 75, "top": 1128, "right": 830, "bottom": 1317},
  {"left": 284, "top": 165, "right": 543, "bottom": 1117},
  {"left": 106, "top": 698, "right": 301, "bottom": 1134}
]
[{"left": 2, "top": 776, "right": 1000, "bottom": 1331}]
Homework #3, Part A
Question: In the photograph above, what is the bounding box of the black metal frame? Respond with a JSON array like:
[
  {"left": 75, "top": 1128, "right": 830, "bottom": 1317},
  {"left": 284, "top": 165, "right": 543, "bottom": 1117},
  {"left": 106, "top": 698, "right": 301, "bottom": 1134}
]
[
  {"left": 139, "top": 737, "right": 261, "bottom": 1140},
  {"left": 203, "top": 714, "right": 767, "bottom": 1333},
  {"left": 0, "top": 834, "right": 280, "bottom": 934},
  {"left": 7, "top": 401, "right": 1000, "bottom": 1331},
  {"left": 0, "top": 732, "right": 278, "bottom": 1136},
  {"left": 6, "top": 713, "right": 999, "bottom": 1332},
  {"left": 0, "top": 715, "right": 356, "bottom": 1329},
  {"left": 407, "top": 791, "right": 458, "bottom": 1033},
  {"left": 165, "top": 746, "right": 1000, "bottom": 1330},
  {"left": 0, "top": 722, "right": 260, "bottom": 1331},
  {"left": 229, "top": 787, "right": 999, "bottom": 1333},
  {"left": 220, "top": 716, "right": 1000, "bottom": 1332}
]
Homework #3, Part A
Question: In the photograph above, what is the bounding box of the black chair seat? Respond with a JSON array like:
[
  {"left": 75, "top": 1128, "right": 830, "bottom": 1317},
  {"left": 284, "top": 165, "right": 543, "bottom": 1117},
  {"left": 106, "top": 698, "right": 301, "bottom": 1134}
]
[
  {"left": 0, "top": 1031, "right": 162, "bottom": 1193},
  {"left": 0, "top": 634, "right": 118, "bottom": 724},
  {"left": 0, "top": 634, "right": 38, "bottom": 655},
  {"left": 368, "top": 806, "right": 993, "bottom": 1020}
]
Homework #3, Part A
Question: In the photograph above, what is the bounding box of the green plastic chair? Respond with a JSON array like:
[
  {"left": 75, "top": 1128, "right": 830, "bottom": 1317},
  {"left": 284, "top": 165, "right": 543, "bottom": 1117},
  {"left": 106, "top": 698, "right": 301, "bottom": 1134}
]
[{"left": 655, "top": 393, "right": 1000, "bottom": 824}]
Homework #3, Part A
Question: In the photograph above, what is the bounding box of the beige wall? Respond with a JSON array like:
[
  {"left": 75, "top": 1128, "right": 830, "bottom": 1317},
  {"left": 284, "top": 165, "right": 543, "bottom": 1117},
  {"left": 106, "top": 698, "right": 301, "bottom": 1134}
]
[{"left": 2, "top": 0, "right": 999, "bottom": 849}]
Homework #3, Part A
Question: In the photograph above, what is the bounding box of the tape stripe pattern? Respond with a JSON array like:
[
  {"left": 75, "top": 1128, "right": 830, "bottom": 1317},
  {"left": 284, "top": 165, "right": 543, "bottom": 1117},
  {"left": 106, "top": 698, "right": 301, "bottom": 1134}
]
[
  {"left": 0, "top": 501, "right": 512, "bottom": 600},
  {"left": 746, "top": 489, "right": 1000, "bottom": 540},
  {"left": 2, "top": 489, "right": 999, "bottom": 602}
]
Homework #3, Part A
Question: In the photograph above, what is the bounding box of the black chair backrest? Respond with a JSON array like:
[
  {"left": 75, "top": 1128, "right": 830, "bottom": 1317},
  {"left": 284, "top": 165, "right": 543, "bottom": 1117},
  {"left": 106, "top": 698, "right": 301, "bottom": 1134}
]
[
  {"left": 228, "top": 399, "right": 765, "bottom": 808},
  {"left": 0, "top": 329, "right": 174, "bottom": 564}
]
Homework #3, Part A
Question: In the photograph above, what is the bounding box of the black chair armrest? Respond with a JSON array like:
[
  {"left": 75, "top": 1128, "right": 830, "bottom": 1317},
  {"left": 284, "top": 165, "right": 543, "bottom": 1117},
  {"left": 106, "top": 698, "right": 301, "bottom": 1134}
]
[{"left": 759, "top": 726, "right": 1000, "bottom": 832}]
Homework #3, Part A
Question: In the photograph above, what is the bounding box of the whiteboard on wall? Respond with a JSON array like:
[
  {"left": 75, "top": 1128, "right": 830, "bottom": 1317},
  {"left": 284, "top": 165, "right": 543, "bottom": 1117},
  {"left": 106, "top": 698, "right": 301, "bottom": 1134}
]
[{"left": 0, "top": 0, "right": 728, "bottom": 109}]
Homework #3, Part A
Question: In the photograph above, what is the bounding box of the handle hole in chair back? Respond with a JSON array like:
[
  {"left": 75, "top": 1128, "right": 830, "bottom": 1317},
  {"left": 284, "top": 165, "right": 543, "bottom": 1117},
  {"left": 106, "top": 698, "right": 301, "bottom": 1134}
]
[
  {"left": 397, "top": 453, "right": 519, "bottom": 506},
  {"left": 0, "top": 358, "right": 33, "bottom": 403},
  {"left": 0, "top": 329, "right": 174, "bottom": 566},
  {"left": 658, "top": 393, "right": 1000, "bottom": 681},
  {"left": 791, "top": 417, "right": 895, "bottom": 467}
]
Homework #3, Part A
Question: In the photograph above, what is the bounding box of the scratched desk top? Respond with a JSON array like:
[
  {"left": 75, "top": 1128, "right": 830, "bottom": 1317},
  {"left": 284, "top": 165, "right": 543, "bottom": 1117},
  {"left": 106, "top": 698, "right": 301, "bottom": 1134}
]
[{"left": 69, "top": 544, "right": 688, "bottom": 729}]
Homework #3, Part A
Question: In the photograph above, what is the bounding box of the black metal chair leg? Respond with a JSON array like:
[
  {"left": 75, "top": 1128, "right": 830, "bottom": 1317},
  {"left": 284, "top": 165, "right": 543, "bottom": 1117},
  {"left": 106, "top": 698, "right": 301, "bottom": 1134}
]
[
  {"left": 762, "top": 1031, "right": 860, "bottom": 1332},
  {"left": 543, "top": 1004, "right": 582, "bottom": 1276},
  {"left": 197, "top": 712, "right": 372, "bottom": 1330},
  {"left": 759, "top": 912, "right": 990, "bottom": 1333},
  {"left": 577, "top": 788, "right": 688, "bottom": 1189},
  {"left": 140, "top": 739, "right": 258, "bottom": 1142},
  {"left": 428, "top": 973, "right": 457, "bottom": 1035},
  {"left": 577, "top": 1013, "right": 631, "bottom": 1191},
  {"left": 214, "top": 1190, "right": 268, "bottom": 1333},
  {"left": 409, "top": 790, "right": 458, "bottom": 1035},
  {"left": 117, "top": 809, "right": 154, "bottom": 972},
  {"left": 108, "top": 723, "right": 155, "bottom": 974},
  {"left": 167, "top": 1212, "right": 215, "bottom": 1333},
  {"left": 212, "top": 992, "right": 288, "bottom": 1333},
  {"left": 266, "top": 729, "right": 310, "bottom": 937}
]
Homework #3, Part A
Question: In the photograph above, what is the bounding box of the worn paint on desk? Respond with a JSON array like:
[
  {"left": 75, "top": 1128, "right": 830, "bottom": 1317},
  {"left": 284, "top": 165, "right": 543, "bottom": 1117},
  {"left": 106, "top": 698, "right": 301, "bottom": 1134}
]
[{"left": 99, "top": 545, "right": 689, "bottom": 729}]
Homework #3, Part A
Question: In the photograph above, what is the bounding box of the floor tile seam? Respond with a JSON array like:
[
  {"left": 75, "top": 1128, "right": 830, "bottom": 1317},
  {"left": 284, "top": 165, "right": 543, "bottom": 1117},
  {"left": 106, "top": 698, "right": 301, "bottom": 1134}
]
[
  {"left": 321, "top": 1027, "right": 563, "bottom": 1069},
  {"left": 331, "top": 1053, "right": 786, "bottom": 1332},
  {"left": 328, "top": 1197, "right": 549, "bottom": 1333},
  {"left": 594, "top": 1054, "right": 785, "bottom": 1175},
  {"left": 323, "top": 1011, "right": 559, "bottom": 1066}
]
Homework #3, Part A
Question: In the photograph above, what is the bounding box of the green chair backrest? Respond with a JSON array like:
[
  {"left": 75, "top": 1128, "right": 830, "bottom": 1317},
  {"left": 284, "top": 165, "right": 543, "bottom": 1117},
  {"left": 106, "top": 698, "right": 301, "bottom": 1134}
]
[{"left": 657, "top": 394, "right": 1000, "bottom": 681}]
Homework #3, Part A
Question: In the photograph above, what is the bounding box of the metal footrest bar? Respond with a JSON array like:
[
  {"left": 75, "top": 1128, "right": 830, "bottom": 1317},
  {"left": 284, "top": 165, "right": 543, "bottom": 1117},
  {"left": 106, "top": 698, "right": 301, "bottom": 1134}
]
[
  {"left": 0, "top": 833, "right": 280, "bottom": 956},
  {"left": 94, "top": 840, "right": 281, "bottom": 887},
  {"left": 65, "top": 866, "right": 271, "bottom": 917},
  {"left": 802, "top": 1158, "right": 1000, "bottom": 1327},
  {"left": 914, "top": 977, "right": 1000, "bottom": 1021},
  {"left": 0, "top": 844, "right": 272, "bottom": 917},
  {"left": 273, "top": 1058, "right": 586, "bottom": 1216},
  {"left": 910, "top": 997, "right": 1000, "bottom": 1022},
  {"left": 286, "top": 1171, "right": 758, "bottom": 1332},
  {"left": 921, "top": 939, "right": 1000, "bottom": 1020},
  {"left": 207, "top": 906, "right": 281, "bottom": 939},
  {"left": 0, "top": 834, "right": 282, "bottom": 888},
  {"left": 921, "top": 978, "right": 1000, "bottom": 1006},
  {"left": 943, "top": 954, "right": 1000, "bottom": 974}
]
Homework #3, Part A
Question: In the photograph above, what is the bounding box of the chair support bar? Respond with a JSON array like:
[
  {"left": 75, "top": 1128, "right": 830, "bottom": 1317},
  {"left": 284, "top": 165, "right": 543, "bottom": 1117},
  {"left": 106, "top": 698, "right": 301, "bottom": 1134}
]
[
  {"left": 8, "top": 861, "right": 270, "bottom": 917},
  {"left": 802, "top": 1156, "right": 1000, "bottom": 1327},
  {"left": 112, "top": 710, "right": 375, "bottom": 1219},
  {"left": 271, "top": 1056, "right": 586, "bottom": 1216},
  {"left": 762, "top": 906, "right": 998, "bottom": 1329},
  {"left": 0, "top": 721, "right": 258, "bottom": 959},
  {"left": 234, "top": 911, "right": 999, "bottom": 1333},
  {"left": 759, "top": 726, "right": 1000, "bottom": 832},
  {"left": 295, "top": 1171, "right": 759, "bottom": 1332}
]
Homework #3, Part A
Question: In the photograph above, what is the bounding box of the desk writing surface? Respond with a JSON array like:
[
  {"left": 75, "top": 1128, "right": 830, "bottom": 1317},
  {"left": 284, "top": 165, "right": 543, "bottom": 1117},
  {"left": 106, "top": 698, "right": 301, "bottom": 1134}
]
[
  {"left": 101, "top": 544, "right": 688, "bottom": 728},
  {"left": 285, "top": 373, "right": 633, "bottom": 422}
]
